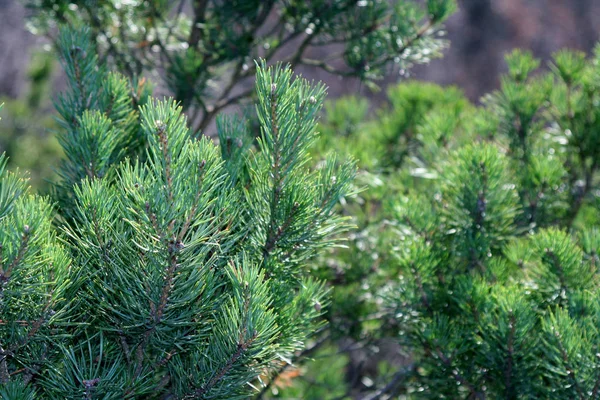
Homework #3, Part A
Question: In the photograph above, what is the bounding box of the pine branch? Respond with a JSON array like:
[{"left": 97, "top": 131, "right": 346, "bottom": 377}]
[
  {"left": 591, "top": 360, "right": 600, "bottom": 399},
  {"left": 554, "top": 330, "right": 585, "bottom": 400},
  {"left": 423, "top": 342, "right": 483, "bottom": 399},
  {"left": 135, "top": 211, "right": 182, "bottom": 378},
  {"left": 188, "top": 0, "right": 210, "bottom": 50},
  {"left": 0, "top": 226, "right": 31, "bottom": 284},
  {"left": 156, "top": 121, "right": 175, "bottom": 206},
  {"left": 503, "top": 312, "right": 516, "bottom": 398},
  {"left": 176, "top": 160, "right": 207, "bottom": 243},
  {"left": 545, "top": 249, "right": 568, "bottom": 296},
  {"left": 262, "top": 83, "right": 284, "bottom": 267},
  {"left": 187, "top": 331, "right": 259, "bottom": 399}
]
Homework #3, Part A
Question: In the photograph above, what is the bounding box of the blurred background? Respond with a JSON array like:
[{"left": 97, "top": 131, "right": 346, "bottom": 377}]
[
  {"left": 3, "top": 0, "right": 600, "bottom": 100},
  {"left": 0, "top": 0, "right": 599, "bottom": 189}
]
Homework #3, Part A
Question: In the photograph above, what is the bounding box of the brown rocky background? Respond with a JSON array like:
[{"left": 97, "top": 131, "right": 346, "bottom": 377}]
[{"left": 419, "top": 0, "right": 600, "bottom": 100}]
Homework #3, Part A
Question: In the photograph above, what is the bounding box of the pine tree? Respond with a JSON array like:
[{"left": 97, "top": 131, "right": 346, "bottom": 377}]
[
  {"left": 24, "top": 0, "right": 456, "bottom": 132},
  {"left": 0, "top": 28, "right": 355, "bottom": 399},
  {"left": 270, "top": 44, "right": 600, "bottom": 398}
]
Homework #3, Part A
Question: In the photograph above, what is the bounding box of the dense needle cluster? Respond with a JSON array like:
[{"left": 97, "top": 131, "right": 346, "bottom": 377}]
[{"left": 0, "top": 28, "right": 355, "bottom": 399}]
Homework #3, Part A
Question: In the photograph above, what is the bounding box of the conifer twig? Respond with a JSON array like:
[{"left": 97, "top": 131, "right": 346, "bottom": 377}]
[{"left": 188, "top": 331, "right": 259, "bottom": 398}]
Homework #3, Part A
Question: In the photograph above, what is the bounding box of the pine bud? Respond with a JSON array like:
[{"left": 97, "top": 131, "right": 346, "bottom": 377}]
[
  {"left": 155, "top": 120, "right": 166, "bottom": 134},
  {"left": 23, "top": 225, "right": 30, "bottom": 234},
  {"left": 314, "top": 301, "right": 321, "bottom": 312},
  {"left": 271, "top": 83, "right": 277, "bottom": 95},
  {"left": 309, "top": 96, "right": 317, "bottom": 104}
]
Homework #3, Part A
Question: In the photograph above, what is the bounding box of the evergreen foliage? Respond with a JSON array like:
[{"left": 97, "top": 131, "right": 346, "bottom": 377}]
[
  {"left": 269, "top": 44, "right": 600, "bottom": 398},
  {"left": 24, "top": 0, "right": 456, "bottom": 131},
  {"left": 0, "top": 28, "right": 355, "bottom": 399},
  {"left": 4, "top": 3, "right": 600, "bottom": 399}
]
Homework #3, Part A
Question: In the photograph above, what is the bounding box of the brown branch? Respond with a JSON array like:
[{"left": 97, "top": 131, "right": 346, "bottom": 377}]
[
  {"left": 188, "top": 0, "right": 209, "bottom": 49},
  {"left": 145, "top": 201, "right": 161, "bottom": 237},
  {"left": 360, "top": 364, "right": 418, "bottom": 400},
  {"left": 70, "top": 46, "right": 89, "bottom": 112},
  {"left": 0, "top": 285, "right": 56, "bottom": 385},
  {"left": 296, "top": 57, "right": 357, "bottom": 76},
  {"left": 436, "top": 349, "right": 482, "bottom": 398},
  {"left": 194, "top": 87, "right": 254, "bottom": 134},
  {"left": 156, "top": 121, "right": 174, "bottom": 206},
  {"left": 195, "top": 60, "right": 246, "bottom": 133},
  {"left": 554, "top": 328, "right": 585, "bottom": 400},
  {"left": 528, "top": 181, "right": 547, "bottom": 225},
  {"left": 0, "top": 226, "right": 31, "bottom": 285},
  {"left": 136, "top": 193, "right": 182, "bottom": 378},
  {"left": 119, "top": 332, "right": 132, "bottom": 364},
  {"left": 422, "top": 342, "right": 483, "bottom": 399},
  {"left": 263, "top": 202, "right": 300, "bottom": 256},
  {"left": 189, "top": 331, "right": 259, "bottom": 398},
  {"left": 164, "top": 0, "right": 187, "bottom": 44},
  {"left": 290, "top": 29, "right": 318, "bottom": 67},
  {"left": 298, "top": 18, "right": 434, "bottom": 78},
  {"left": 264, "top": 30, "right": 305, "bottom": 62},
  {"left": 81, "top": 3, "right": 136, "bottom": 78},
  {"left": 155, "top": 244, "right": 179, "bottom": 324},
  {"left": 150, "top": 16, "right": 176, "bottom": 70},
  {"left": 83, "top": 378, "right": 100, "bottom": 400},
  {"left": 411, "top": 262, "right": 430, "bottom": 310},
  {"left": 194, "top": 3, "right": 275, "bottom": 133}
]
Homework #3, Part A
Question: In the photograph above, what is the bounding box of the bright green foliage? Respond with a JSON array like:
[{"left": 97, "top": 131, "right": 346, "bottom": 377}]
[
  {"left": 6, "top": 5, "right": 600, "bottom": 399},
  {"left": 268, "top": 44, "right": 600, "bottom": 399},
  {"left": 0, "top": 29, "right": 355, "bottom": 399},
  {"left": 53, "top": 28, "right": 152, "bottom": 222},
  {"left": 480, "top": 47, "right": 600, "bottom": 229},
  {"left": 383, "top": 223, "right": 600, "bottom": 398},
  {"left": 25, "top": 0, "right": 456, "bottom": 132},
  {"left": 314, "top": 81, "right": 470, "bottom": 172},
  {"left": 438, "top": 144, "right": 521, "bottom": 270},
  {"left": 0, "top": 153, "right": 70, "bottom": 396}
]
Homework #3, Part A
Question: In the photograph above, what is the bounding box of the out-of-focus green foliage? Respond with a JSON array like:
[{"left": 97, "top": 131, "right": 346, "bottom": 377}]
[
  {"left": 0, "top": 50, "right": 62, "bottom": 191},
  {"left": 314, "top": 81, "right": 471, "bottom": 172},
  {"left": 24, "top": 0, "right": 457, "bottom": 132},
  {"left": 267, "top": 45, "right": 600, "bottom": 399}
]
